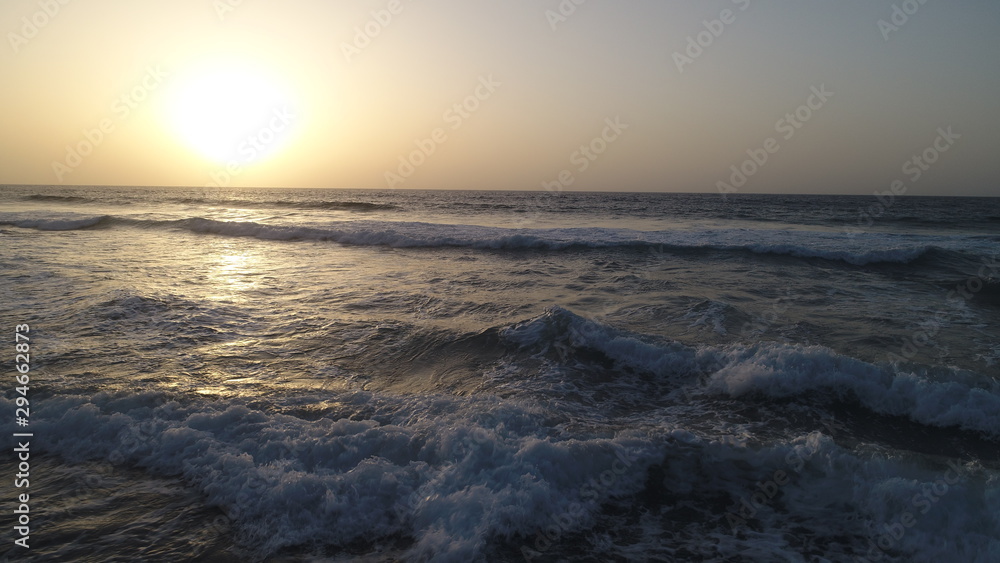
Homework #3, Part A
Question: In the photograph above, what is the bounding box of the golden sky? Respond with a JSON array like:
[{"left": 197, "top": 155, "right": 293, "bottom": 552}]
[{"left": 2, "top": 0, "right": 998, "bottom": 194}]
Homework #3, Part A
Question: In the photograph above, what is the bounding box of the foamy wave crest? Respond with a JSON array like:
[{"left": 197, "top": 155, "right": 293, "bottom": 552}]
[
  {"left": 3, "top": 213, "right": 982, "bottom": 266},
  {"left": 13, "top": 391, "right": 653, "bottom": 561},
  {"left": 8, "top": 386, "right": 998, "bottom": 561},
  {"left": 174, "top": 220, "right": 954, "bottom": 265},
  {"left": 709, "top": 344, "right": 1000, "bottom": 438},
  {"left": 502, "top": 306, "right": 717, "bottom": 378},
  {"left": 176, "top": 217, "right": 579, "bottom": 249},
  {"left": 504, "top": 308, "right": 1000, "bottom": 438}
]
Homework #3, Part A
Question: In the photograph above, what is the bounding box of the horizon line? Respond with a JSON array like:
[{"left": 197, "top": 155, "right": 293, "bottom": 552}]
[{"left": 2, "top": 184, "right": 998, "bottom": 198}]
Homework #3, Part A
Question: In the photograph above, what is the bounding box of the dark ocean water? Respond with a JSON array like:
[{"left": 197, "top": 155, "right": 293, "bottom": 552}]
[{"left": 1, "top": 185, "right": 999, "bottom": 562}]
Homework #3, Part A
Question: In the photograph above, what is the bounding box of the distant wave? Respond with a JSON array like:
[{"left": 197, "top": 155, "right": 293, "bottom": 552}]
[
  {"left": 20, "top": 194, "right": 398, "bottom": 212},
  {"left": 169, "top": 197, "right": 399, "bottom": 211},
  {"left": 23, "top": 194, "right": 94, "bottom": 203},
  {"left": 1, "top": 215, "right": 113, "bottom": 231},
  {"left": 2, "top": 214, "right": 983, "bottom": 267},
  {"left": 162, "top": 218, "right": 948, "bottom": 266},
  {"left": 865, "top": 215, "right": 999, "bottom": 228}
]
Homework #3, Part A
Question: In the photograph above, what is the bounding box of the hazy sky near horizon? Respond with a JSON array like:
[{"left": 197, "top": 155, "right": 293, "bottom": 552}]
[{"left": 2, "top": 1, "right": 998, "bottom": 195}]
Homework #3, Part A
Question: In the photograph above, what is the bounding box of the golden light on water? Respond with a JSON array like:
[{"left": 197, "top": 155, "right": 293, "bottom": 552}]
[{"left": 204, "top": 244, "right": 262, "bottom": 302}]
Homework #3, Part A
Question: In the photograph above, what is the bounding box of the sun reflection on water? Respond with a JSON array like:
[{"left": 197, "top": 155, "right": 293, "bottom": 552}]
[{"left": 204, "top": 243, "right": 262, "bottom": 302}]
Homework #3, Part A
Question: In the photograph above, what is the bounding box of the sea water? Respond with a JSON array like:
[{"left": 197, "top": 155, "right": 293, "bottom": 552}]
[{"left": 1, "top": 186, "right": 998, "bottom": 561}]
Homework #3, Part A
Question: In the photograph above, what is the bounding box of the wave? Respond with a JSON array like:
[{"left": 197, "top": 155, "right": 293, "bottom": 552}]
[
  {"left": 19, "top": 193, "right": 398, "bottom": 212},
  {"left": 708, "top": 344, "right": 1000, "bottom": 437},
  {"left": 169, "top": 197, "right": 399, "bottom": 211},
  {"left": 11, "top": 390, "right": 658, "bottom": 561},
  {"left": 8, "top": 319, "right": 1000, "bottom": 560},
  {"left": 0, "top": 215, "right": 113, "bottom": 231},
  {"left": 503, "top": 307, "right": 1000, "bottom": 440},
  {"left": 8, "top": 387, "right": 997, "bottom": 561},
  {"left": 4, "top": 307, "right": 1000, "bottom": 560},
  {"left": 880, "top": 214, "right": 1000, "bottom": 228},
  {"left": 299, "top": 200, "right": 397, "bottom": 211},
  {"left": 172, "top": 218, "right": 955, "bottom": 266},
  {"left": 3, "top": 213, "right": 982, "bottom": 267},
  {"left": 23, "top": 194, "right": 93, "bottom": 203}
]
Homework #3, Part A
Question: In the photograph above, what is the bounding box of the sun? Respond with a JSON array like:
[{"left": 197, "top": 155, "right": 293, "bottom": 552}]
[{"left": 168, "top": 61, "right": 297, "bottom": 165}]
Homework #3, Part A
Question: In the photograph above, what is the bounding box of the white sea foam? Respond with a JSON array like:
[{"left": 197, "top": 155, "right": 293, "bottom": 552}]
[
  {"left": 5, "top": 384, "right": 998, "bottom": 561},
  {"left": 9, "top": 391, "right": 654, "bottom": 561},
  {"left": 2, "top": 212, "right": 988, "bottom": 266},
  {"left": 175, "top": 219, "right": 958, "bottom": 265},
  {"left": 504, "top": 308, "right": 1000, "bottom": 439},
  {"left": 708, "top": 343, "right": 1000, "bottom": 438}
]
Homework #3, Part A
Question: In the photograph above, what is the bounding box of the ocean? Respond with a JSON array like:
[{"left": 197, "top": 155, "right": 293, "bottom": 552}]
[{"left": 1, "top": 185, "right": 999, "bottom": 562}]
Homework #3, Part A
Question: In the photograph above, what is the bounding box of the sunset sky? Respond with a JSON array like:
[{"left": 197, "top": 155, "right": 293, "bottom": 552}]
[{"left": 2, "top": 0, "right": 998, "bottom": 195}]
